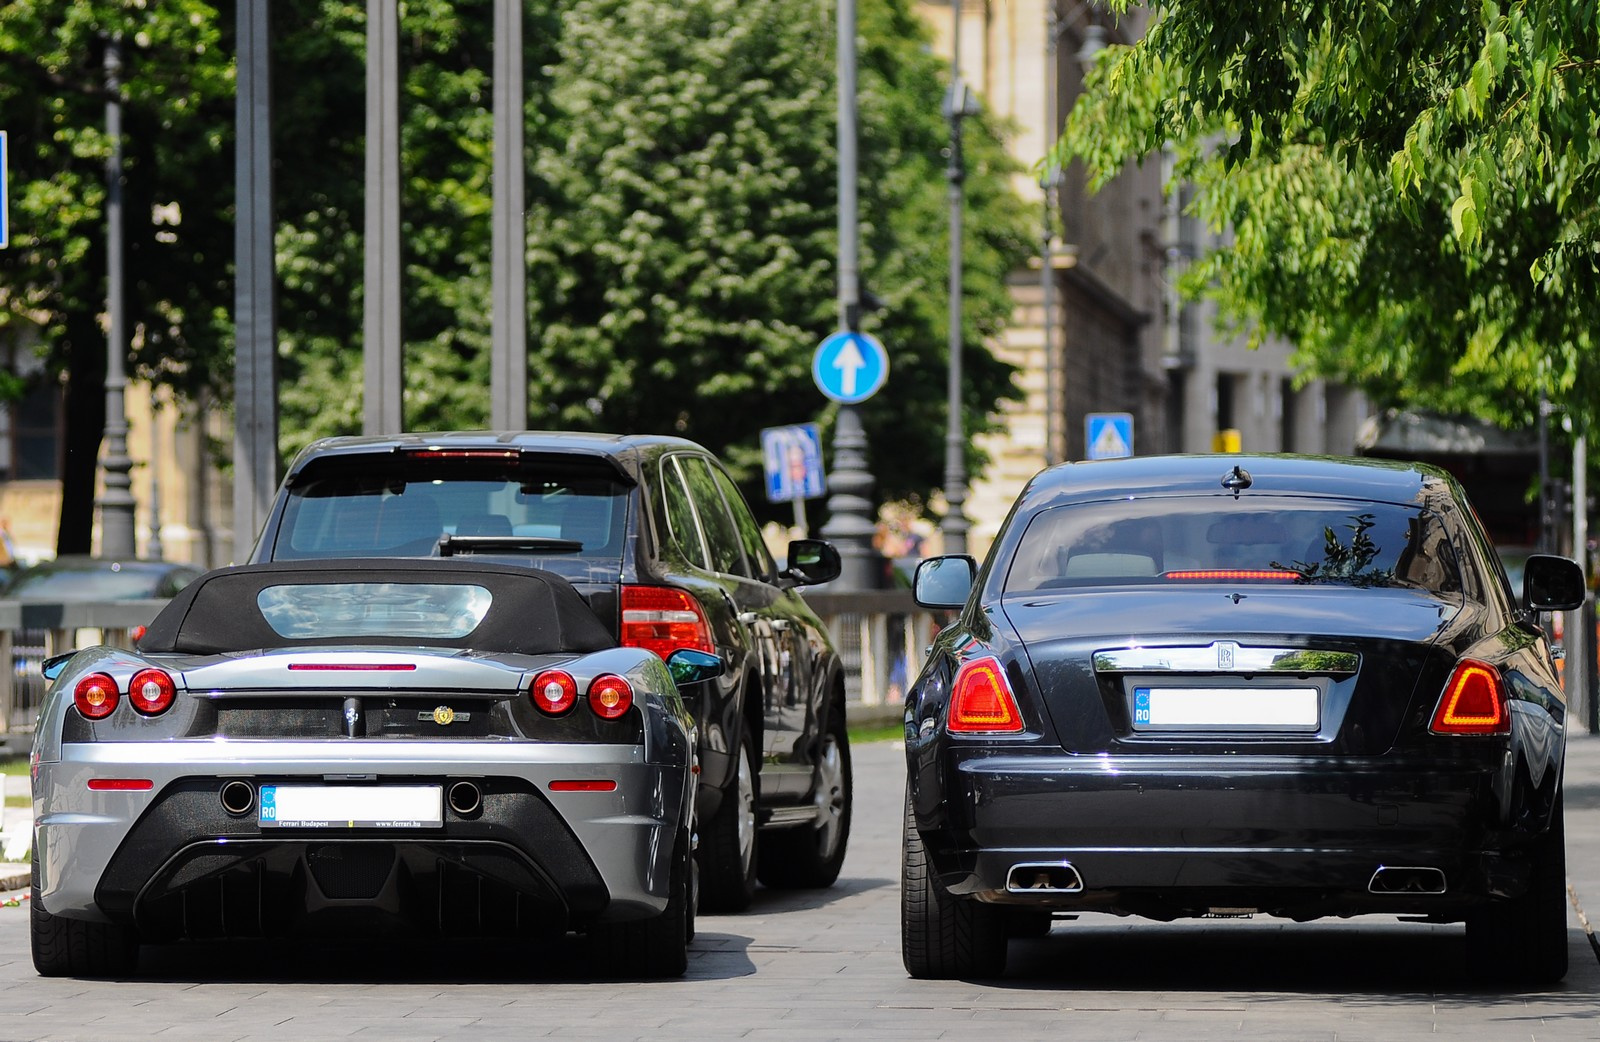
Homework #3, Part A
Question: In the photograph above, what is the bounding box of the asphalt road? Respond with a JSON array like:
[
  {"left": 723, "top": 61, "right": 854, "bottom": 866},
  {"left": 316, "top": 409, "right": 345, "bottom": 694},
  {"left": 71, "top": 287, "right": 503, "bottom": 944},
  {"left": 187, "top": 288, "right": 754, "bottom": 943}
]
[{"left": 2, "top": 735, "right": 1599, "bottom": 1041}]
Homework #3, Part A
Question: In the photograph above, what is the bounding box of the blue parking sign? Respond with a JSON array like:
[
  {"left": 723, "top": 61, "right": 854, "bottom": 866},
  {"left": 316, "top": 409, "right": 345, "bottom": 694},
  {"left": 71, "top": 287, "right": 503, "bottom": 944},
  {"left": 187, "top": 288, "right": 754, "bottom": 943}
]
[{"left": 761, "top": 423, "right": 826, "bottom": 503}]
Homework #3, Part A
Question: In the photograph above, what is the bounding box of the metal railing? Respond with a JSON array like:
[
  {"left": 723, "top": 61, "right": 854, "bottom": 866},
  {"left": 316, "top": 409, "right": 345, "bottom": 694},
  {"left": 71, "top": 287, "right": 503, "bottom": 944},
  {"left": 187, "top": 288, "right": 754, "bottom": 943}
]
[
  {"left": 803, "top": 589, "right": 940, "bottom": 711},
  {"left": 0, "top": 600, "right": 165, "bottom": 741}
]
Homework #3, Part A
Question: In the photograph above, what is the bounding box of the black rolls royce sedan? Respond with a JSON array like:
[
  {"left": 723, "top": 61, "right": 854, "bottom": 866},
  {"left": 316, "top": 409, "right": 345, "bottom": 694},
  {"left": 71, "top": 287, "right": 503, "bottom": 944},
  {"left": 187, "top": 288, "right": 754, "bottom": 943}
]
[
  {"left": 903, "top": 454, "right": 1584, "bottom": 983},
  {"left": 250, "top": 431, "right": 851, "bottom": 912}
]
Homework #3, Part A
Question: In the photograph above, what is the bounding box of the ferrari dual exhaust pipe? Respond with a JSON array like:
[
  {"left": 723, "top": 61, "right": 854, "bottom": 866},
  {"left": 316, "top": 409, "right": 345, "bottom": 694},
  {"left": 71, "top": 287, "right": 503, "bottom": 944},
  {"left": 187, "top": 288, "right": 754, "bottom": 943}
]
[
  {"left": 219, "top": 780, "right": 256, "bottom": 816},
  {"left": 447, "top": 781, "right": 483, "bottom": 816}
]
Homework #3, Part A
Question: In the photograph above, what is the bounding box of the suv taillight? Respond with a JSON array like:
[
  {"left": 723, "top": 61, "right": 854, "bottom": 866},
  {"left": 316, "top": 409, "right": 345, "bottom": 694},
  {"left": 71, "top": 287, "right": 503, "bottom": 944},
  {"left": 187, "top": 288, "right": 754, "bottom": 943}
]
[{"left": 621, "top": 585, "right": 715, "bottom": 661}]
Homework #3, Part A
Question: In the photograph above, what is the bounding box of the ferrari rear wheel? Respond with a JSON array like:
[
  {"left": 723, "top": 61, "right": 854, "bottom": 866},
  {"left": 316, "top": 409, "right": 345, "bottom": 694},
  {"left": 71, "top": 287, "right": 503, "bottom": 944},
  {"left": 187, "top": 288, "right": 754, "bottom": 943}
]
[
  {"left": 587, "top": 829, "right": 691, "bottom": 978},
  {"left": 1466, "top": 790, "right": 1568, "bottom": 985},
  {"left": 901, "top": 791, "right": 1007, "bottom": 979},
  {"left": 30, "top": 851, "right": 138, "bottom": 978},
  {"left": 757, "top": 706, "right": 852, "bottom": 889},
  {"left": 698, "top": 721, "right": 758, "bottom": 912}
]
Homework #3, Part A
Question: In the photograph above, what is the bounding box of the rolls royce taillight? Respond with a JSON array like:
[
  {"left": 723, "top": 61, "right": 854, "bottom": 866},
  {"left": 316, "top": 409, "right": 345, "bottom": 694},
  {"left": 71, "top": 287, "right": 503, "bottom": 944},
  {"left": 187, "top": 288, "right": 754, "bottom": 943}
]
[
  {"left": 531, "top": 670, "right": 579, "bottom": 715},
  {"left": 1430, "top": 659, "right": 1510, "bottom": 735},
  {"left": 620, "top": 585, "right": 715, "bottom": 660},
  {"left": 947, "top": 657, "right": 1025, "bottom": 734},
  {"left": 588, "top": 674, "right": 635, "bottom": 720},
  {"left": 127, "top": 668, "right": 176, "bottom": 715},
  {"left": 73, "top": 673, "right": 120, "bottom": 720}
]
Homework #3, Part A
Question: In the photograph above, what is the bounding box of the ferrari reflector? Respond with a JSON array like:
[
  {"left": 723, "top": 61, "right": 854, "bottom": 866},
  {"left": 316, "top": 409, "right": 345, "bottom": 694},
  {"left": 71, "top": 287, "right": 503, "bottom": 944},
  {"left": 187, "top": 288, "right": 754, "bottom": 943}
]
[
  {"left": 258, "top": 785, "right": 443, "bottom": 828},
  {"left": 1431, "top": 660, "right": 1509, "bottom": 735},
  {"left": 948, "top": 657, "right": 1024, "bottom": 734},
  {"left": 1132, "top": 686, "right": 1319, "bottom": 730},
  {"left": 87, "top": 778, "right": 153, "bottom": 791},
  {"left": 548, "top": 779, "right": 618, "bottom": 792}
]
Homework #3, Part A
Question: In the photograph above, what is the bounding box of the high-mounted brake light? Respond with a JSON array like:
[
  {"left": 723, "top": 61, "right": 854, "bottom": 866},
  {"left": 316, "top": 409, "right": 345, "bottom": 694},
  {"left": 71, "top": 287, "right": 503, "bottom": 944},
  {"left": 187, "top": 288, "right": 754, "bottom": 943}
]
[
  {"left": 621, "top": 586, "right": 715, "bottom": 660},
  {"left": 1430, "top": 659, "right": 1509, "bottom": 735},
  {"left": 404, "top": 449, "right": 520, "bottom": 461},
  {"left": 588, "top": 674, "right": 635, "bottom": 720},
  {"left": 947, "top": 657, "right": 1025, "bottom": 734},
  {"left": 1164, "top": 570, "right": 1299, "bottom": 582},
  {"left": 74, "top": 673, "right": 120, "bottom": 720},
  {"left": 531, "top": 670, "right": 579, "bottom": 715},
  {"left": 127, "top": 668, "right": 177, "bottom": 716}
]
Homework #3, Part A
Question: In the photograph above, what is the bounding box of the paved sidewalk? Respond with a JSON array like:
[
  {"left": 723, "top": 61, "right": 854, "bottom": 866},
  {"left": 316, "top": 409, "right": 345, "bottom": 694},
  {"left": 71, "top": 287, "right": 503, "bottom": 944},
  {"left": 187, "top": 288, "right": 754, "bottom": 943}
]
[{"left": 0, "top": 773, "right": 26, "bottom": 893}]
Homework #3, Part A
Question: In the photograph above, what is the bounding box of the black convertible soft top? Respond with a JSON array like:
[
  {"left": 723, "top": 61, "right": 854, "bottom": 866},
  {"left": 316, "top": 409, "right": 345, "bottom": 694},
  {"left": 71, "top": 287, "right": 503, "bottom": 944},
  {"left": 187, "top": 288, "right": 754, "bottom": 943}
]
[{"left": 139, "top": 559, "right": 614, "bottom": 656}]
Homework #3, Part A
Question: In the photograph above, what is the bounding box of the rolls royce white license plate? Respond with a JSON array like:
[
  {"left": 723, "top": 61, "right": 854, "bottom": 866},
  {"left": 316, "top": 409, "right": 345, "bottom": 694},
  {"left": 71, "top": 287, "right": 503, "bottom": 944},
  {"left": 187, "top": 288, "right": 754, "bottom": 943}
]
[
  {"left": 258, "top": 784, "right": 443, "bottom": 828},
  {"left": 1132, "top": 686, "right": 1319, "bottom": 731}
]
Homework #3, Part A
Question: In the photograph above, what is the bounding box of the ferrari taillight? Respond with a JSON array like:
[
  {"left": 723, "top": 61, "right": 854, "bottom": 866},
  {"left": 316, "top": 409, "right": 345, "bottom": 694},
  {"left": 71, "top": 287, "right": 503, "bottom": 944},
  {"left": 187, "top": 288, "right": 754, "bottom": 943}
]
[
  {"left": 588, "top": 674, "right": 635, "bottom": 720},
  {"left": 1430, "top": 659, "right": 1509, "bottom": 735},
  {"left": 621, "top": 585, "right": 715, "bottom": 660},
  {"left": 531, "top": 670, "right": 579, "bottom": 715},
  {"left": 73, "top": 673, "right": 120, "bottom": 720},
  {"left": 947, "top": 657, "right": 1025, "bottom": 734},
  {"left": 127, "top": 668, "right": 176, "bottom": 715}
]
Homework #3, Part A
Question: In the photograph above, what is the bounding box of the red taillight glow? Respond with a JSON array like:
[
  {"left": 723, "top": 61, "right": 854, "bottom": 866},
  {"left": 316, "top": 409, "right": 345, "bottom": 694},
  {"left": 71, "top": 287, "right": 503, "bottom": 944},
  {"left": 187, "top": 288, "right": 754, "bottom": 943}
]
[
  {"left": 548, "top": 779, "right": 618, "bottom": 792},
  {"left": 87, "top": 778, "right": 154, "bottom": 792},
  {"left": 947, "top": 657, "right": 1025, "bottom": 734},
  {"left": 620, "top": 585, "right": 715, "bottom": 660},
  {"left": 74, "top": 673, "right": 120, "bottom": 720},
  {"left": 127, "top": 668, "right": 177, "bottom": 715},
  {"left": 287, "top": 663, "right": 418, "bottom": 671},
  {"left": 531, "top": 670, "right": 579, "bottom": 715},
  {"left": 588, "top": 674, "right": 635, "bottom": 720},
  {"left": 1431, "top": 660, "right": 1509, "bottom": 735},
  {"left": 1164, "top": 570, "right": 1299, "bottom": 582}
]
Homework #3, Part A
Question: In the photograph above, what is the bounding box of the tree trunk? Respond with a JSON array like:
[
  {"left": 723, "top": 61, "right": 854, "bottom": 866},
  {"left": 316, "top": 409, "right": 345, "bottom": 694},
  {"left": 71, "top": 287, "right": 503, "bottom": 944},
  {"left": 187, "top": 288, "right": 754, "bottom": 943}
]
[{"left": 56, "top": 312, "right": 107, "bottom": 556}]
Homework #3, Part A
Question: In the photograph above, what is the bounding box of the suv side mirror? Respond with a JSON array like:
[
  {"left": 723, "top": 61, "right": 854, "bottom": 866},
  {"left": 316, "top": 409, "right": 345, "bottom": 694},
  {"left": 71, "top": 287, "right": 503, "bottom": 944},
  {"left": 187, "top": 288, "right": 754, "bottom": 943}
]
[
  {"left": 1524, "top": 553, "right": 1586, "bottom": 612},
  {"left": 781, "top": 539, "right": 842, "bottom": 587},
  {"left": 914, "top": 555, "right": 976, "bottom": 609}
]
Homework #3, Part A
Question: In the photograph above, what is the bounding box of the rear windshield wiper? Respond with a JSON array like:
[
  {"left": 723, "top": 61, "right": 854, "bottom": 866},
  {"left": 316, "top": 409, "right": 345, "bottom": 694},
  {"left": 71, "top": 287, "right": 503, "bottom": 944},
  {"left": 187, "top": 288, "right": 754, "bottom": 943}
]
[{"left": 436, "top": 534, "right": 586, "bottom": 557}]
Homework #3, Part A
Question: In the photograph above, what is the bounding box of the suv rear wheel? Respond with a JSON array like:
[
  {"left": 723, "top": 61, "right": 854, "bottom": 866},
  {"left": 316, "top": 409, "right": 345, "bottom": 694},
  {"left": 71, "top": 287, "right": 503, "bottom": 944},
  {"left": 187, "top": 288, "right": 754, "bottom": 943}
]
[
  {"left": 698, "top": 721, "right": 757, "bottom": 912},
  {"left": 758, "top": 705, "right": 851, "bottom": 888}
]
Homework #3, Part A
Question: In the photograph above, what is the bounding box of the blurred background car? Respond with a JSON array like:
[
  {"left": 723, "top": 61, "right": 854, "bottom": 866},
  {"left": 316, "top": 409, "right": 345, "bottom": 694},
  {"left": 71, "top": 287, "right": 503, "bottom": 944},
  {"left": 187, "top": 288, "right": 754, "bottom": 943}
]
[
  {"left": 0, "top": 556, "right": 203, "bottom": 602},
  {"left": 0, "top": 557, "right": 202, "bottom": 740}
]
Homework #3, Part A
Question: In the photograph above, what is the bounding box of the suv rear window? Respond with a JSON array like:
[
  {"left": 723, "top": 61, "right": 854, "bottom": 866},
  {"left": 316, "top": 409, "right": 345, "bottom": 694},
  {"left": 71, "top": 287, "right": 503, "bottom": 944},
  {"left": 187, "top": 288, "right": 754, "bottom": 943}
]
[
  {"left": 1004, "top": 496, "right": 1462, "bottom": 595},
  {"left": 268, "top": 455, "right": 631, "bottom": 584}
]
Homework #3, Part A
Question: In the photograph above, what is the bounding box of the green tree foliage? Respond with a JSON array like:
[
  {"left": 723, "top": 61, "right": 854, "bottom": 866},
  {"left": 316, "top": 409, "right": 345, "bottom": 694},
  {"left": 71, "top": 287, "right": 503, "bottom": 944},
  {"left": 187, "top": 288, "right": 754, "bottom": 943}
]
[
  {"left": 1057, "top": 1, "right": 1599, "bottom": 431},
  {"left": 0, "top": 1, "right": 233, "bottom": 552},
  {"left": 274, "top": 0, "right": 1033, "bottom": 513},
  {"left": 2, "top": 0, "right": 1032, "bottom": 545}
]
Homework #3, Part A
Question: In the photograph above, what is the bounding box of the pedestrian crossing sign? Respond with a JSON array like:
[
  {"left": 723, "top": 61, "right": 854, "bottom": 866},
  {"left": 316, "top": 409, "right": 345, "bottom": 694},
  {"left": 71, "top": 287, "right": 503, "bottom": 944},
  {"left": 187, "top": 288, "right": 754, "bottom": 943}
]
[{"left": 1086, "top": 412, "right": 1134, "bottom": 460}]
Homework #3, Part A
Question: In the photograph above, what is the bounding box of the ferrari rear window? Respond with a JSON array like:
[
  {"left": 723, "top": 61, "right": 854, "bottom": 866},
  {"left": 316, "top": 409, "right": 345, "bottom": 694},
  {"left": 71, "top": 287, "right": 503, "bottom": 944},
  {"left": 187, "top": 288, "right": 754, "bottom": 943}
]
[
  {"left": 1004, "top": 497, "right": 1462, "bottom": 594},
  {"left": 257, "top": 582, "right": 492, "bottom": 639}
]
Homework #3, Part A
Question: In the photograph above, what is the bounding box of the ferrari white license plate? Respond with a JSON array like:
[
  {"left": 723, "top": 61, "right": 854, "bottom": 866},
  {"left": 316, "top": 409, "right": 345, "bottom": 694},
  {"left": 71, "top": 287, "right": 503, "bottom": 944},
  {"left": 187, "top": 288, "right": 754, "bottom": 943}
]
[
  {"left": 258, "top": 785, "right": 443, "bottom": 828},
  {"left": 1132, "top": 686, "right": 1319, "bottom": 731}
]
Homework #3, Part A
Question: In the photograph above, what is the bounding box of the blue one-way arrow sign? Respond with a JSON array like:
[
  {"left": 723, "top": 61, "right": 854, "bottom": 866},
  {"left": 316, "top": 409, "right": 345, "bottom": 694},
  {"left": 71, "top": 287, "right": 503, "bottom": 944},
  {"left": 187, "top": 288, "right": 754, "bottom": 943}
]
[{"left": 812, "top": 330, "right": 888, "bottom": 404}]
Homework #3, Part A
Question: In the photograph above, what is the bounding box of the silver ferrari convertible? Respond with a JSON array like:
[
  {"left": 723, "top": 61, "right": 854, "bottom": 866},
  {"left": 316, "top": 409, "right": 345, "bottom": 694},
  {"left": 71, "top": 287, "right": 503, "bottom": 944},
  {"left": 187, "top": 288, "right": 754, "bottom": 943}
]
[{"left": 29, "top": 559, "right": 715, "bottom": 978}]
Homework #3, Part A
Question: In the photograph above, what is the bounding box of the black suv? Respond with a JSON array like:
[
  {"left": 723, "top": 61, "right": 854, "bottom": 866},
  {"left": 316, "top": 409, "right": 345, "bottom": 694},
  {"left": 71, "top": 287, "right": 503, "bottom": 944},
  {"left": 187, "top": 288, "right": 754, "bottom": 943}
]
[{"left": 250, "top": 431, "right": 850, "bottom": 910}]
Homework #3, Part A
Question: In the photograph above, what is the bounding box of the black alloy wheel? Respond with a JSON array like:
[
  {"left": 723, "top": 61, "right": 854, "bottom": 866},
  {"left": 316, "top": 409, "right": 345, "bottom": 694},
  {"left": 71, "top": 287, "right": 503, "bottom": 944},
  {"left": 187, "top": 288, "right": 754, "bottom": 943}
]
[
  {"left": 901, "top": 790, "right": 1007, "bottom": 979},
  {"left": 586, "top": 827, "right": 691, "bottom": 978},
  {"left": 758, "top": 704, "right": 852, "bottom": 889},
  {"left": 1465, "top": 789, "right": 1569, "bottom": 985},
  {"left": 697, "top": 720, "right": 758, "bottom": 912},
  {"left": 30, "top": 849, "right": 139, "bottom": 978}
]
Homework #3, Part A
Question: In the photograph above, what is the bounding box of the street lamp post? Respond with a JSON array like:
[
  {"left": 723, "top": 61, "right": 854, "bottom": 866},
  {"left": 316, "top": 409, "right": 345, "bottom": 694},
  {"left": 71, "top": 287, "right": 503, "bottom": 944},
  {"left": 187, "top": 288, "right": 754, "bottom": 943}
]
[
  {"left": 98, "top": 35, "right": 138, "bottom": 560},
  {"left": 942, "top": 0, "right": 978, "bottom": 556}
]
